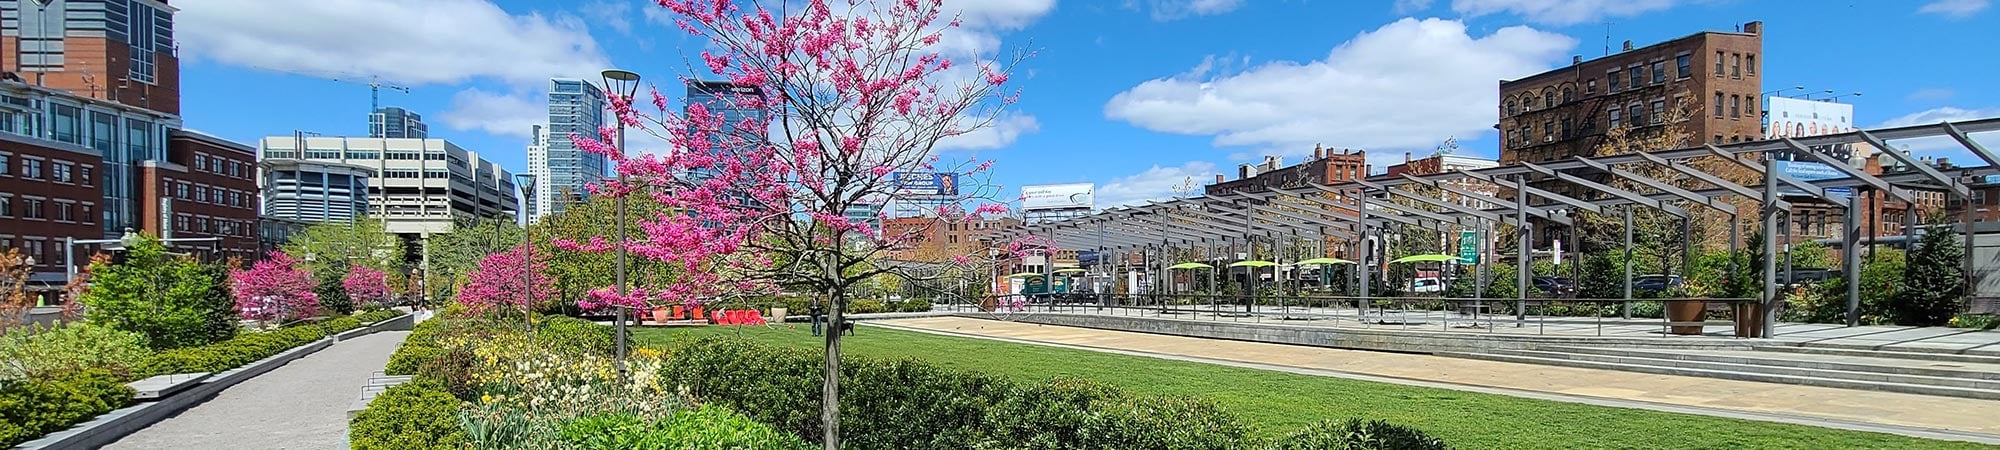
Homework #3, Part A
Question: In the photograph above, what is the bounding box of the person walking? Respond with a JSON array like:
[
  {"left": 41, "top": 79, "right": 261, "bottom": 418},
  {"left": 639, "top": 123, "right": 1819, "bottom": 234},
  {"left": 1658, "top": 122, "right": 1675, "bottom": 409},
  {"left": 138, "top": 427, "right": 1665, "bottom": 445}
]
[{"left": 809, "top": 299, "right": 826, "bottom": 336}]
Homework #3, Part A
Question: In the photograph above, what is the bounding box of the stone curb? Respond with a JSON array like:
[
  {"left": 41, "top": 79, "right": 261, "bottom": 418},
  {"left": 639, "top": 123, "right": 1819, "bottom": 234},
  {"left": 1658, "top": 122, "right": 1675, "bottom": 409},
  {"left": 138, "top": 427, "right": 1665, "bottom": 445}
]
[{"left": 11, "top": 312, "right": 414, "bottom": 450}]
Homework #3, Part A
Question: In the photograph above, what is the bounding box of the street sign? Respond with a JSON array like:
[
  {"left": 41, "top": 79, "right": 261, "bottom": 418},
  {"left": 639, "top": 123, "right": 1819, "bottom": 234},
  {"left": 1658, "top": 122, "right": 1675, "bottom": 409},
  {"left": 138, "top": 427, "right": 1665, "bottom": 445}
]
[{"left": 1458, "top": 231, "right": 1477, "bottom": 264}]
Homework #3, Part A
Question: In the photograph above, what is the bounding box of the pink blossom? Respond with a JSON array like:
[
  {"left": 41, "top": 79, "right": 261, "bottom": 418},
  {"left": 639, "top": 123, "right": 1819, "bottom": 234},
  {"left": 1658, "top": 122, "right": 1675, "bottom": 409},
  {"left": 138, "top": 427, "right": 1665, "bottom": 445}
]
[
  {"left": 342, "top": 266, "right": 392, "bottom": 309},
  {"left": 230, "top": 251, "right": 319, "bottom": 322},
  {"left": 456, "top": 244, "right": 557, "bottom": 315}
]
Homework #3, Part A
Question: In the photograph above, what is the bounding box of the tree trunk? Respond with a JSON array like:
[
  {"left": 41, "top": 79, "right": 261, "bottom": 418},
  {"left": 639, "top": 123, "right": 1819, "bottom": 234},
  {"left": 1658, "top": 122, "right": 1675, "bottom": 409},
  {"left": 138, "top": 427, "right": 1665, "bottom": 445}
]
[{"left": 821, "top": 254, "right": 844, "bottom": 450}]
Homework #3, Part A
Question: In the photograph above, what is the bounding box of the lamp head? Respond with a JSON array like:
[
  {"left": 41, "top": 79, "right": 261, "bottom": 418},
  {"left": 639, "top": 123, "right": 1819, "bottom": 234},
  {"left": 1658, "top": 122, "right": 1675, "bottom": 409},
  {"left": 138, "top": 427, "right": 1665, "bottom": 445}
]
[{"left": 600, "top": 69, "right": 642, "bottom": 97}]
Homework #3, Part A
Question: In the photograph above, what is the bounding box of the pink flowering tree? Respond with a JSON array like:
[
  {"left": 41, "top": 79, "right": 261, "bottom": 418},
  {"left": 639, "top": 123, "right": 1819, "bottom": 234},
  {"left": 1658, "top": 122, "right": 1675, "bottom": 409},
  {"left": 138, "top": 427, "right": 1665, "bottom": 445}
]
[
  {"left": 342, "top": 266, "right": 392, "bottom": 310},
  {"left": 456, "top": 244, "right": 556, "bottom": 320},
  {"left": 230, "top": 251, "right": 319, "bottom": 325},
  {"left": 563, "top": 0, "right": 1035, "bottom": 447}
]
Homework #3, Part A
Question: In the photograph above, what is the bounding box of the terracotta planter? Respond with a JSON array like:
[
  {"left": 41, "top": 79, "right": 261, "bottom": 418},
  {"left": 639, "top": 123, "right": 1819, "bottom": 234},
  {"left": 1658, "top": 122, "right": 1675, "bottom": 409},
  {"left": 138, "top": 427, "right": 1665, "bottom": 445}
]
[
  {"left": 1734, "top": 303, "right": 1767, "bottom": 338},
  {"left": 1664, "top": 300, "right": 1707, "bottom": 335},
  {"left": 651, "top": 307, "right": 669, "bottom": 323}
]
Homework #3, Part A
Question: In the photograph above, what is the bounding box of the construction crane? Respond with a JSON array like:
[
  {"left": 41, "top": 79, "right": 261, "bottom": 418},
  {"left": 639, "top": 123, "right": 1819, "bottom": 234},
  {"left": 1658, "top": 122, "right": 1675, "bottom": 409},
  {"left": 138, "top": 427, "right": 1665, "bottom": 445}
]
[{"left": 254, "top": 66, "right": 410, "bottom": 112}]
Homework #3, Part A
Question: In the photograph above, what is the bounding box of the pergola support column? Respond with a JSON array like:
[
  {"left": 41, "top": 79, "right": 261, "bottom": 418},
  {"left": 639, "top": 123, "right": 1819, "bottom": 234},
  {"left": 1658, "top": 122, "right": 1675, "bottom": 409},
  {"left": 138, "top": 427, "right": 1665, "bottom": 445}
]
[{"left": 1845, "top": 192, "right": 1862, "bottom": 327}]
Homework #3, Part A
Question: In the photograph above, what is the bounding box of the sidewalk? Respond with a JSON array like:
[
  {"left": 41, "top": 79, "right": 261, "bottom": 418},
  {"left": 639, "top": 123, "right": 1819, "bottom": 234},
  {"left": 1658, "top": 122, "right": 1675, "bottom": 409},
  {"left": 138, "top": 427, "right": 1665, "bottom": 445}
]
[
  {"left": 100, "top": 331, "right": 410, "bottom": 449},
  {"left": 875, "top": 317, "right": 2000, "bottom": 442}
]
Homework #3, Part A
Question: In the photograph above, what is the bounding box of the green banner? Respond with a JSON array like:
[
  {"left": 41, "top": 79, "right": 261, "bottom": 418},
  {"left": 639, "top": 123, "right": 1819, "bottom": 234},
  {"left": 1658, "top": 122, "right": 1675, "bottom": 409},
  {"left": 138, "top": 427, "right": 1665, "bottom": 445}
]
[{"left": 1458, "top": 231, "right": 1478, "bottom": 264}]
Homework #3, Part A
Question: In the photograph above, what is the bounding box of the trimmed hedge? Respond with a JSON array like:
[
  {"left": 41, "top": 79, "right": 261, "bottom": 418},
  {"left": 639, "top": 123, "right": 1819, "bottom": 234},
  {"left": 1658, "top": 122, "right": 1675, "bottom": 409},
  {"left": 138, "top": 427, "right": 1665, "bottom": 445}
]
[
  {"left": 348, "top": 382, "right": 468, "bottom": 450},
  {"left": 657, "top": 337, "right": 1253, "bottom": 449},
  {"left": 1266, "top": 419, "right": 1448, "bottom": 450},
  {"left": 385, "top": 313, "right": 610, "bottom": 377},
  {"left": 0, "top": 370, "right": 135, "bottom": 447},
  {"left": 135, "top": 310, "right": 402, "bottom": 379},
  {"left": 557, "top": 406, "right": 815, "bottom": 450}
]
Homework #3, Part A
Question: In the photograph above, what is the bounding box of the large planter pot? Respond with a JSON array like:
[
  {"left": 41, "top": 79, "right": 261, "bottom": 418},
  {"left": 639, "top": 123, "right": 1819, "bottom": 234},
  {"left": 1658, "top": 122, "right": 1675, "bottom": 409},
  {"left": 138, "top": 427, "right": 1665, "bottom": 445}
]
[
  {"left": 1734, "top": 303, "right": 1767, "bottom": 338},
  {"left": 770, "top": 307, "right": 787, "bottom": 321},
  {"left": 1664, "top": 300, "right": 1708, "bottom": 335}
]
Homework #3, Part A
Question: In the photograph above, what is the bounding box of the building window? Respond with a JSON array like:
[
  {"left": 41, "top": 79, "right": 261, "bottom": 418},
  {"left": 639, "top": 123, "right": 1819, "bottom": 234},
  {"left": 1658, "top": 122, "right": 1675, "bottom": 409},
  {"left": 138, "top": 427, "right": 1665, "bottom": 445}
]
[
  {"left": 1562, "top": 88, "right": 1574, "bottom": 103},
  {"left": 1628, "top": 104, "right": 1644, "bottom": 127},
  {"left": 1746, "top": 54, "right": 1756, "bottom": 75},
  {"left": 1715, "top": 51, "right": 1725, "bottom": 75},
  {"left": 52, "top": 162, "right": 71, "bottom": 183},
  {"left": 1731, "top": 53, "right": 1741, "bottom": 78},
  {"left": 1542, "top": 120, "right": 1554, "bottom": 142},
  {"left": 57, "top": 202, "right": 72, "bottom": 222},
  {"left": 1730, "top": 95, "right": 1741, "bottom": 118},
  {"left": 81, "top": 205, "right": 92, "bottom": 224},
  {"left": 194, "top": 154, "right": 207, "bottom": 172},
  {"left": 1743, "top": 93, "right": 1756, "bottom": 118},
  {"left": 1676, "top": 54, "right": 1691, "bottom": 79},
  {"left": 1608, "top": 70, "right": 1622, "bottom": 91},
  {"left": 1560, "top": 118, "right": 1572, "bottom": 139},
  {"left": 1714, "top": 134, "right": 1724, "bottom": 144},
  {"left": 1714, "top": 92, "right": 1725, "bottom": 118},
  {"left": 22, "top": 159, "right": 42, "bottom": 179},
  {"left": 177, "top": 182, "right": 190, "bottom": 199},
  {"left": 0, "top": 154, "right": 8, "bottom": 176},
  {"left": 1652, "top": 60, "right": 1666, "bottom": 84},
  {"left": 1608, "top": 108, "right": 1622, "bottom": 129},
  {"left": 1586, "top": 79, "right": 1597, "bottom": 95},
  {"left": 24, "top": 199, "right": 44, "bottom": 219},
  {"left": 0, "top": 196, "right": 10, "bottom": 217},
  {"left": 1506, "top": 100, "right": 1517, "bottom": 116},
  {"left": 80, "top": 167, "right": 92, "bottom": 186},
  {"left": 1544, "top": 91, "right": 1556, "bottom": 108},
  {"left": 1629, "top": 66, "right": 1643, "bottom": 88},
  {"left": 52, "top": 105, "right": 81, "bottom": 144},
  {"left": 1650, "top": 99, "right": 1665, "bottom": 123},
  {"left": 196, "top": 186, "right": 208, "bottom": 203}
]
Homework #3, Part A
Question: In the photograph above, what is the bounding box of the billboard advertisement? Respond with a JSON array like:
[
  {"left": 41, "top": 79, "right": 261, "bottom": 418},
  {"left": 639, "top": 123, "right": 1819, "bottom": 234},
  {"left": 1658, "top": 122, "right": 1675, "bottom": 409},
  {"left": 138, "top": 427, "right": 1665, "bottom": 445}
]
[
  {"left": 1765, "top": 97, "right": 1859, "bottom": 161},
  {"left": 1774, "top": 160, "right": 1855, "bottom": 198},
  {"left": 892, "top": 172, "right": 959, "bottom": 196},
  {"left": 1022, "top": 183, "right": 1094, "bottom": 211}
]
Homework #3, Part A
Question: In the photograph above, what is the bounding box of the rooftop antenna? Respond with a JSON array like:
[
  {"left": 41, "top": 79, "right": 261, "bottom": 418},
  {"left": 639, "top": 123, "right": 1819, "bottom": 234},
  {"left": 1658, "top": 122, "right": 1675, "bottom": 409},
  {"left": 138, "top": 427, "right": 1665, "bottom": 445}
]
[{"left": 1603, "top": 21, "right": 1613, "bottom": 56}]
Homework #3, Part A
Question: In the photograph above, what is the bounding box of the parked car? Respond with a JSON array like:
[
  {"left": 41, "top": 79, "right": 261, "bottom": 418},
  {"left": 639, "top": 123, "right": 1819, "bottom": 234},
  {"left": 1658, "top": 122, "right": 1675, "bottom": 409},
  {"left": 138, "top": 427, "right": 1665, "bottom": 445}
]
[
  {"left": 1409, "top": 277, "right": 1443, "bottom": 293},
  {"left": 1532, "top": 277, "right": 1577, "bottom": 297},
  {"left": 1632, "top": 275, "right": 1683, "bottom": 294}
]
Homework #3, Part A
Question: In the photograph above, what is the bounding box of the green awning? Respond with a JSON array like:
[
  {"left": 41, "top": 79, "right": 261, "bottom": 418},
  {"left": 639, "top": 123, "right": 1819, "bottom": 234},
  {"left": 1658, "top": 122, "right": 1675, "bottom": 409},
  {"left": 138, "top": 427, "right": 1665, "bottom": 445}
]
[
  {"left": 1168, "top": 262, "right": 1214, "bottom": 270},
  {"left": 1227, "top": 260, "right": 1277, "bottom": 268},
  {"left": 1295, "top": 257, "right": 1356, "bottom": 265},
  {"left": 1390, "top": 254, "right": 1466, "bottom": 264},
  {"left": 1004, "top": 272, "right": 1045, "bottom": 278}
]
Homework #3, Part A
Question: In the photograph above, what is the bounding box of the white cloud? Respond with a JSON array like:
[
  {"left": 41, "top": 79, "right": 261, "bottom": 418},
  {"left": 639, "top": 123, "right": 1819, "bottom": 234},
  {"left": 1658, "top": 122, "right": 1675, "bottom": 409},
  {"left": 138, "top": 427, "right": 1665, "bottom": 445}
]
[
  {"left": 1394, "top": 0, "right": 1437, "bottom": 14},
  {"left": 1126, "top": 0, "right": 1245, "bottom": 20},
  {"left": 584, "top": 0, "right": 635, "bottom": 35},
  {"left": 953, "top": 0, "right": 1061, "bottom": 29},
  {"left": 176, "top": 0, "right": 611, "bottom": 86},
  {"left": 938, "top": 114, "right": 1041, "bottom": 151},
  {"left": 1869, "top": 106, "right": 2000, "bottom": 156},
  {"left": 438, "top": 89, "right": 545, "bottom": 138},
  {"left": 1097, "top": 161, "right": 1219, "bottom": 208},
  {"left": 1449, "top": 0, "right": 1681, "bottom": 25},
  {"left": 1919, "top": 0, "right": 1990, "bottom": 18},
  {"left": 1104, "top": 18, "right": 1573, "bottom": 159}
]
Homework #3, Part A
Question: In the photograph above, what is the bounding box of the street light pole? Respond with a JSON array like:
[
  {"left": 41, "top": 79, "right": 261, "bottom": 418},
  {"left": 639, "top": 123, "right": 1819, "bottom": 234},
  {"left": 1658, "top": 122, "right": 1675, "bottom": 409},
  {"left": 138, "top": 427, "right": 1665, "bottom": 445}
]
[
  {"left": 601, "top": 69, "right": 642, "bottom": 376},
  {"left": 514, "top": 174, "right": 537, "bottom": 334}
]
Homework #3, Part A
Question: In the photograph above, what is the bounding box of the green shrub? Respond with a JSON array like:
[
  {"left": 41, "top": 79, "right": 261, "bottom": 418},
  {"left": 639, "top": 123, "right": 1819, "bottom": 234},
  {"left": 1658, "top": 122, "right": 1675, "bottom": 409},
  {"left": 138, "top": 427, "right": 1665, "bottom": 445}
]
[
  {"left": 656, "top": 337, "right": 1250, "bottom": 450},
  {"left": 534, "top": 314, "right": 614, "bottom": 357},
  {"left": 1265, "top": 418, "right": 1449, "bottom": 450},
  {"left": 895, "top": 299, "right": 933, "bottom": 313},
  {"left": 418, "top": 344, "right": 480, "bottom": 401},
  {"left": 315, "top": 272, "right": 355, "bottom": 316},
  {"left": 78, "top": 236, "right": 237, "bottom": 350},
  {"left": 1950, "top": 314, "right": 1998, "bottom": 330},
  {"left": 350, "top": 382, "right": 468, "bottom": 450},
  {"left": 0, "top": 323, "right": 152, "bottom": 381},
  {"left": 132, "top": 313, "right": 382, "bottom": 379},
  {"left": 849, "top": 299, "right": 886, "bottom": 314},
  {"left": 0, "top": 370, "right": 135, "bottom": 447},
  {"left": 557, "top": 406, "right": 814, "bottom": 450},
  {"left": 352, "top": 309, "right": 402, "bottom": 324}
]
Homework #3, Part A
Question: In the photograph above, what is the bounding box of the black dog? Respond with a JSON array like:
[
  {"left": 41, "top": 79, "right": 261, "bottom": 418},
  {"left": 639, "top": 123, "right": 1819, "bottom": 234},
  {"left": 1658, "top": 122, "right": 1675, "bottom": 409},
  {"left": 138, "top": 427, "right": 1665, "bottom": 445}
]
[{"left": 839, "top": 320, "right": 857, "bottom": 336}]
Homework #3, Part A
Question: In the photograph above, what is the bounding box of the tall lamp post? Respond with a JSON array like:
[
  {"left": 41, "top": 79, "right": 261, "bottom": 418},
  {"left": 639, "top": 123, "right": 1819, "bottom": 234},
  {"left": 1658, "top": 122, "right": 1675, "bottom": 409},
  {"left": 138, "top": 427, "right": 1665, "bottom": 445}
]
[
  {"left": 514, "top": 174, "right": 537, "bottom": 333},
  {"left": 601, "top": 68, "right": 641, "bottom": 375}
]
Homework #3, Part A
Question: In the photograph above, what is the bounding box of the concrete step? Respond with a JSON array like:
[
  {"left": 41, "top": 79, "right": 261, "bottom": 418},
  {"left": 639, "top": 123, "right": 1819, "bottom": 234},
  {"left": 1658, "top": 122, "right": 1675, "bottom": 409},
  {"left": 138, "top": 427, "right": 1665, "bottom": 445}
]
[
  {"left": 1494, "top": 348, "right": 2000, "bottom": 391},
  {"left": 1753, "top": 345, "right": 2000, "bottom": 366},
  {"left": 1440, "top": 350, "right": 2000, "bottom": 401},
  {"left": 1541, "top": 346, "right": 2000, "bottom": 382}
]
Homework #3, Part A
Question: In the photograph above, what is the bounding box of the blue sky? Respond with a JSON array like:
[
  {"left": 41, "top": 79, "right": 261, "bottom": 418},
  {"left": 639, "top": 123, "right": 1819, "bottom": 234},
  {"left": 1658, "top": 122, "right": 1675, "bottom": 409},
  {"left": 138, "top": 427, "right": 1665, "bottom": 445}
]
[{"left": 176, "top": 0, "right": 1998, "bottom": 208}]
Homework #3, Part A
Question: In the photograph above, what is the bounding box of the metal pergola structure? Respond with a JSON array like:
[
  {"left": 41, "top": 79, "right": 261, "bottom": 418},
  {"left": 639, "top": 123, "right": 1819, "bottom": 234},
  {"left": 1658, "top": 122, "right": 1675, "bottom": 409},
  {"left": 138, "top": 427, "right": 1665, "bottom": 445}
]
[{"left": 1007, "top": 118, "right": 2000, "bottom": 337}]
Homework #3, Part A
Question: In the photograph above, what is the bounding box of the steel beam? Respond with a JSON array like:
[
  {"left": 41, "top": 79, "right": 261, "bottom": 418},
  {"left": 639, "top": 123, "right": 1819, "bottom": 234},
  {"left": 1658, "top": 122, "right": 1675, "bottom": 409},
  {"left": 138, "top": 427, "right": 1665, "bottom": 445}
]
[
  {"left": 1521, "top": 162, "right": 1687, "bottom": 218},
  {"left": 1575, "top": 156, "right": 1737, "bottom": 215},
  {"left": 1459, "top": 169, "right": 1603, "bottom": 215},
  {"left": 1858, "top": 130, "right": 1968, "bottom": 197}
]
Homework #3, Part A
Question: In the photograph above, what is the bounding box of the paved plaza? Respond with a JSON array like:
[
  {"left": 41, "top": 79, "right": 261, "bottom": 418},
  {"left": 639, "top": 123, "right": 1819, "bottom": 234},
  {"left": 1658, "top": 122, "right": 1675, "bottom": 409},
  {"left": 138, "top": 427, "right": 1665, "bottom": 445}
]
[
  {"left": 939, "top": 303, "right": 2000, "bottom": 353},
  {"left": 874, "top": 316, "right": 2000, "bottom": 444},
  {"left": 101, "top": 331, "right": 410, "bottom": 450}
]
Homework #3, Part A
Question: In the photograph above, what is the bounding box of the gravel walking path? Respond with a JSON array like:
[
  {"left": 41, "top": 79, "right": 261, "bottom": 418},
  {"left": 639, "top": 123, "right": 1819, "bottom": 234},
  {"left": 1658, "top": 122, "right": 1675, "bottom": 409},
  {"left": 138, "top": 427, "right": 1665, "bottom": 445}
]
[{"left": 102, "top": 330, "right": 410, "bottom": 450}]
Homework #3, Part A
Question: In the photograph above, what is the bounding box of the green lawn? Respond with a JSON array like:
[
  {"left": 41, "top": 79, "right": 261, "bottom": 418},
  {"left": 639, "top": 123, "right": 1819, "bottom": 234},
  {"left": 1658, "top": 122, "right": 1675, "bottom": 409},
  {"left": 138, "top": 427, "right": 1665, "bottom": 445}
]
[{"left": 633, "top": 325, "right": 1994, "bottom": 450}]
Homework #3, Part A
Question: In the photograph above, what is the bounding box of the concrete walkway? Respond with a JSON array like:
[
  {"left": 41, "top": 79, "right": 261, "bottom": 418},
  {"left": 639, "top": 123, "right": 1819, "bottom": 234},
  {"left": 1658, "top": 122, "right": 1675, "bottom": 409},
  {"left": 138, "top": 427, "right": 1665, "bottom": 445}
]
[
  {"left": 876, "top": 317, "right": 2000, "bottom": 443},
  {"left": 102, "top": 331, "right": 410, "bottom": 450}
]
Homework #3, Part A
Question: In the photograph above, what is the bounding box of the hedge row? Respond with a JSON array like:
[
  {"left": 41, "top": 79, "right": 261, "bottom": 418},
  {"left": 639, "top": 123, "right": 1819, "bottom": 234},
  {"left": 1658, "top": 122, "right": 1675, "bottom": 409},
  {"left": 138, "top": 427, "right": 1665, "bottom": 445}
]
[
  {"left": 384, "top": 313, "right": 611, "bottom": 377},
  {"left": 556, "top": 405, "right": 815, "bottom": 450},
  {"left": 135, "top": 310, "right": 402, "bottom": 379},
  {"left": 0, "top": 370, "right": 134, "bottom": 448},
  {"left": 658, "top": 337, "right": 1448, "bottom": 449},
  {"left": 348, "top": 381, "right": 469, "bottom": 450}
]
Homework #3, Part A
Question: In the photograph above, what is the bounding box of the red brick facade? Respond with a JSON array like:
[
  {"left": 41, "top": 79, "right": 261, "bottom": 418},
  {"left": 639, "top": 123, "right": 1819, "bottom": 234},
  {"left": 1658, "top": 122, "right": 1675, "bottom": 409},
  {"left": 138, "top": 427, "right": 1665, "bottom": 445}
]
[
  {"left": 0, "top": 134, "right": 101, "bottom": 274},
  {"left": 1, "top": 34, "right": 182, "bottom": 115},
  {"left": 137, "top": 130, "right": 258, "bottom": 261}
]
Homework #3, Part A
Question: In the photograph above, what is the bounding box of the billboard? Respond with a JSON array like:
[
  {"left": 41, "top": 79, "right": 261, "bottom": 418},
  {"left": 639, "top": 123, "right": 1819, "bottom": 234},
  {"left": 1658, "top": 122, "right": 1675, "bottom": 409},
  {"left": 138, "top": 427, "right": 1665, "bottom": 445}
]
[
  {"left": 1022, "top": 183, "right": 1094, "bottom": 211},
  {"left": 892, "top": 172, "right": 959, "bottom": 197},
  {"left": 1765, "top": 97, "right": 1859, "bottom": 199}
]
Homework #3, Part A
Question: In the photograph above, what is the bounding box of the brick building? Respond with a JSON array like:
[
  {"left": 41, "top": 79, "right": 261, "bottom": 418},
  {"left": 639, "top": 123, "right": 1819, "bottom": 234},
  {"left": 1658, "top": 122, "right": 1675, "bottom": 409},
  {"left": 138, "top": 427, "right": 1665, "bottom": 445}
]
[
  {"left": 1206, "top": 145, "right": 1368, "bottom": 196},
  {"left": 136, "top": 129, "right": 258, "bottom": 261},
  {"left": 1500, "top": 22, "right": 1764, "bottom": 165},
  {"left": 881, "top": 214, "right": 1020, "bottom": 263},
  {"left": 0, "top": 121, "right": 101, "bottom": 300},
  {"left": 1, "top": 0, "right": 181, "bottom": 115}
]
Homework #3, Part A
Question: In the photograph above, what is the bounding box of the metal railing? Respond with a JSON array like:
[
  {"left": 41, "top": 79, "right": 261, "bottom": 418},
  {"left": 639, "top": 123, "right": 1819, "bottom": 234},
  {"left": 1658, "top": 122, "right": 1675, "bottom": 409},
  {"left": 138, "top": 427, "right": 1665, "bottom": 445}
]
[{"left": 948, "top": 293, "right": 1762, "bottom": 338}]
